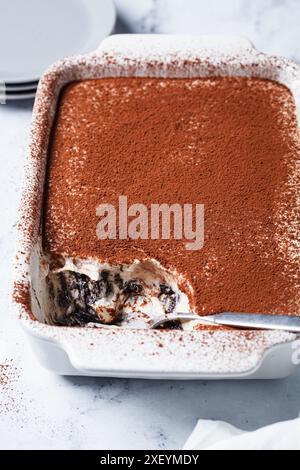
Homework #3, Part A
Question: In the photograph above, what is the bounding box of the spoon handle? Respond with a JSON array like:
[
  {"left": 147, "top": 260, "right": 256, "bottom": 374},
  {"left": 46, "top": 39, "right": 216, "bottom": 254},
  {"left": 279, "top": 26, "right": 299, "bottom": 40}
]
[{"left": 213, "top": 313, "right": 300, "bottom": 333}]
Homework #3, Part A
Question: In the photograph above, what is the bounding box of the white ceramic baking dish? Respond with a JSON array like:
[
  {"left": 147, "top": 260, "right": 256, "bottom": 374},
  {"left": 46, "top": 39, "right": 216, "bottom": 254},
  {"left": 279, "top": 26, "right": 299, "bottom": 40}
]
[{"left": 13, "top": 35, "right": 300, "bottom": 379}]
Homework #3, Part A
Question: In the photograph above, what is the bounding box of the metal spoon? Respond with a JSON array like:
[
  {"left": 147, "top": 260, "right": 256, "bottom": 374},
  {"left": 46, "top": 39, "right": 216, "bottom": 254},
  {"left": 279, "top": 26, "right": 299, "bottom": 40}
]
[{"left": 150, "top": 312, "right": 300, "bottom": 333}]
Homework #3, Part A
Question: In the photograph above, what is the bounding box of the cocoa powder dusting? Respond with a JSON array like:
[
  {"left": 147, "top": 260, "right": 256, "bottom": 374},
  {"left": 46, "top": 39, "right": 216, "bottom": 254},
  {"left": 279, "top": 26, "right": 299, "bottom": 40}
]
[
  {"left": 0, "top": 360, "right": 21, "bottom": 415},
  {"left": 44, "top": 77, "right": 300, "bottom": 316},
  {"left": 13, "top": 282, "right": 34, "bottom": 320}
]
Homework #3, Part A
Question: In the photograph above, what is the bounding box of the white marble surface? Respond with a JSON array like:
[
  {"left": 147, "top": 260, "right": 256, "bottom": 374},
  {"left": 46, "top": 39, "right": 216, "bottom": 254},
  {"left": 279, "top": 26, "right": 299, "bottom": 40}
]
[
  {"left": 115, "top": 0, "right": 300, "bottom": 62},
  {"left": 0, "top": 0, "right": 300, "bottom": 450}
]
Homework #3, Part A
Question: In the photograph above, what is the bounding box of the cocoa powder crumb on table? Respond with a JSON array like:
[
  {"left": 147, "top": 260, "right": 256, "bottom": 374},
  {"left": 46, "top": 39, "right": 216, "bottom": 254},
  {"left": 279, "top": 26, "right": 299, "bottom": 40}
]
[{"left": 0, "top": 360, "right": 21, "bottom": 415}]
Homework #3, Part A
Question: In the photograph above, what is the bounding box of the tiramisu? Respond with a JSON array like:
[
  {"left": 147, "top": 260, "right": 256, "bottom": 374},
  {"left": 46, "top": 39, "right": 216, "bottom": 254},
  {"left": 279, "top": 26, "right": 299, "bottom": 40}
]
[{"left": 42, "top": 77, "right": 300, "bottom": 329}]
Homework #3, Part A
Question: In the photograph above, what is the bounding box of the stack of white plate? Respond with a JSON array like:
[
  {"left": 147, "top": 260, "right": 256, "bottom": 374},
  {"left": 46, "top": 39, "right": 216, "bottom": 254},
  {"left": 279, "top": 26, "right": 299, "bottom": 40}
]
[
  {"left": 4, "top": 81, "right": 39, "bottom": 101},
  {"left": 0, "top": 0, "right": 116, "bottom": 101}
]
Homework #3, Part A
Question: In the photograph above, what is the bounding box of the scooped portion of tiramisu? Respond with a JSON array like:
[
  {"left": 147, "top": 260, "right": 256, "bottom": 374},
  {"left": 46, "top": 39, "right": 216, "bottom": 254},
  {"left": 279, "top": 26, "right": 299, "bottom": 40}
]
[
  {"left": 44, "top": 257, "right": 191, "bottom": 329},
  {"left": 43, "top": 77, "right": 300, "bottom": 329}
]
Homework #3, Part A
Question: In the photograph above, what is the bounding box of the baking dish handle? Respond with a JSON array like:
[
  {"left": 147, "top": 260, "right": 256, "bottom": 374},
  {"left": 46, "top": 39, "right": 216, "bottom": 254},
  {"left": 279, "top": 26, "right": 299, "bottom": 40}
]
[
  {"left": 54, "top": 330, "right": 298, "bottom": 379},
  {"left": 96, "top": 34, "right": 257, "bottom": 57}
]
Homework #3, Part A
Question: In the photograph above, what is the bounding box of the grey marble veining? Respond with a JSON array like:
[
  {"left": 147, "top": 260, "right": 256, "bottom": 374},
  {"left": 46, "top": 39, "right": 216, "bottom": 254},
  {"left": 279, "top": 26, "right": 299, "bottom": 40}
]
[
  {"left": 115, "top": 0, "right": 300, "bottom": 62},
  {"left": 0, "top": 0, "right": 300, "bottom": 450}
]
